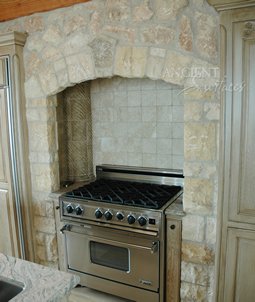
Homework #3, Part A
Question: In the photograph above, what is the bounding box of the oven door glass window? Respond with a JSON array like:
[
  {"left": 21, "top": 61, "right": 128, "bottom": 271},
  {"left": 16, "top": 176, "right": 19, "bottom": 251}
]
[{"left": 90, "top": 241, "right": 129, "bottom": 272}]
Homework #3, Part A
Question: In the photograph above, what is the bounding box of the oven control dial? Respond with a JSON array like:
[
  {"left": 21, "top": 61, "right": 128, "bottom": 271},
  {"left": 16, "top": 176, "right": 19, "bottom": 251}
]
[
  {"left": 116, "top": 212, "right": 124, "bottom": 221},
  {"left": 95, "top": 209, "right": 103, "bottom": 219},
  {"left": 138, "top": 216, "right": 147, "bottom": 227},
  {"left": 127, "top": 214, "right": 136, "bottom": 225},
  {"left": 104, "top": 210, "right": 113, "bottom": 221},
  {"left": 75, "top": 205, "right": 83, "bottom": 215},
  {"left": 66, "top": 204, "right": 73, "bottom": 214}
]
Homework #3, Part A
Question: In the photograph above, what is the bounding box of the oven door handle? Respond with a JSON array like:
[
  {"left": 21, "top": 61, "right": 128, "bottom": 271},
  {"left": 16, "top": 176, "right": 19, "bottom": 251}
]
[{"left": 63, "top": 228, "right": 159, "bottom": 253}]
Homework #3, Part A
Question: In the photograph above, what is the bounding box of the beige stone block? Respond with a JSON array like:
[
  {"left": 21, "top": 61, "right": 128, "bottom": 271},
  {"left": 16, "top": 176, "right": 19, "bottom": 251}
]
[
  {"left": 150, "top": 47, "right": 166, "bottom": 58},
  {"left": 24, "top": 16, "right": 44, "bottom": 33},
  {"left": 184, "top": 58, "right": 220, "bottom": 88},
  {"left": 184, "top": 88, "right": 215, "bottom": 99},
  {"left": 181, "top": 261, "right": 208, "bottom": 286},
  {"left": 143, "top": 154, "right": 156, "bottom": 167},
  {"left": 33, "top": 192, "right": 46, "bottom": 216},
  {"left": 162, "top": 50, "right": 191, "bottom": 85},
  {"left": 39, "top": 108, "right": 55, "bottom": 121},
  {"left": 115, "top": 46, "right": 147, "bottom": 78},
  {"left": 103, "top": 25, "right": 137, "bottom": 44},
  {"left": 45, "top": 235, "right": 59, "bottom": 262},
  {"left": 140, "top": 24, "right": 175, "bottom": 44},
  {"left": 66, "top": 52, "right": 95, "bottom": 83},
  {"left": 89, "top": 10, "right": 103, "bottom": 36},
  {"left": 64, "top": 15, "right": 88, "bottom": 36},
  {"left": 182, "top": 242, "right": 214, "bottom": 265},
  {"left": 39, "top": 66, "right": 59, "bottom": 96},
  {"left": 3, "top": 20, "right": 22, "bottom": 33},
  {"left": 196, "top": 12, "right": 218, "bottom": 58},
  {"left": 183, "top": 162, "right": 202, "bottom": 177},
  {"left": 204, "top": 102, "right": 220, "bottom": 120},
  {"left": 28, "top": 97, "right": 55, "bottom": 107},
  {"left": 43, "top": 46, "right": 62, "bottom": 62},
  {"left": 26, "top": 108, "right": 40, "bottom": 121},
  {"left": 54, "top": 59, "right": 66, "bottom": 72},
  {"left": 46, "top": 201, "right": 55, "bottom": 217},
  {"left": 156, "top": 0, "right": 188, "bottom": 20},
  {"left": 184, "top": 123, "right": 215, "bottom": 160},
  {"left": 205, "top": 164, "right": 217, "bottom": 179},
  {"left": 26, "top": 35, "right": 43, "bottom": 52},
  {"left": 43, "top": 24, "right": 63, "bottom": 45},
  {"left": 25, "top": 75, "right": 45, "bottom": 99},
  {"left": 89, "top": 35, "right": 117, "bottom": 78},
  {"left": 37, "top": 244, "right": 46, "bottom": 261},
  {"left": 184, "top": 102, "right": 202, "bottom": 121},
  {"left": 29, "top": 152, "right": 37, "bottom": 163},
  {"left": 35, "top": 232, "right": 45, "bottom": 246},
  {"left": 57, "top": 69, "right": 69, "bottom": 89},
  {"left": 61, "top": 33, "right": 90, "bottom": 56},
  {"left": 206, "top": 217, "right": 217, "bottom": 244},
  {"left": 180, "top": 282, "right": 207, "bottom": 301},
  {"left": 34, "top": 216, "right": 56, "bottom": 234},
  {"left": 146, "top": 57, "right": 163, "bottom": 80},
  {"left": 29, "top": 122, "right": 56, "bottom": 151},
  {"left": 26, "top": 52, "right": 44, "bottom": 78},
  {"left": 179, "top": 15, "right": 193, "bottom": 51},
  {"left": 128, "top": 153, "right": 142, "bottom": 167},
  {"left": 133, "top": 1, "right": 154, "bottom": 23},
  {"left": 105, "top": 0, "right": 131, "bottom": 23},
  {"left": 182, "top": 214, "right": 205, "bottom": 242},
  {"left": 184, "top": 178, "right": 213, "bottom": 215},
  {"left": 33, "top": 163, "right": 59, "bottom": 192}
]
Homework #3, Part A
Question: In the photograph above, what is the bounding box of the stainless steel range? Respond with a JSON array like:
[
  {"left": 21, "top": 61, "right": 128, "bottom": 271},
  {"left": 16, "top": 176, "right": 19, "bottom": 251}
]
[{"left": 59, "top": 165, "right": 184, "bottom": 302}]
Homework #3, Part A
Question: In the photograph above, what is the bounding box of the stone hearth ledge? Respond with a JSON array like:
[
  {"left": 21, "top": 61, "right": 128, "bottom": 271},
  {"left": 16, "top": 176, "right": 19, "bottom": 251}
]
[{"left": 0, "top": 253, "right": 80, "bottom": 301}]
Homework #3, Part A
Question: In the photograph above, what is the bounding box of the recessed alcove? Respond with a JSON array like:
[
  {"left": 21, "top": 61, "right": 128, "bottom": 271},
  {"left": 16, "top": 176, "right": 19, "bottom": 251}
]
[{"left": 56, "top": 76, "right": 185, "bottom": 183}]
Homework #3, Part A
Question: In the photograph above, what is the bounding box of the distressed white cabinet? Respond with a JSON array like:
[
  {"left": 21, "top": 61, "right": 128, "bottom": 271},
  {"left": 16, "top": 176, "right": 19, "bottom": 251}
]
[
  {"left": 0, "top": 32, "right": 34, "bottom": 260},
  {"left": 213, "top": 4, "right": 255, "bottom": 301}
]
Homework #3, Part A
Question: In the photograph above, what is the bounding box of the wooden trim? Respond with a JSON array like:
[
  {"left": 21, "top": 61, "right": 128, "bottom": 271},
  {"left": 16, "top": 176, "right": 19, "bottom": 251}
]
[
  {"left": 206, "top": 0, "right": 255, "bottom": 11},
  {"left": 0, "top": 0, "right": 91, "bottom": 22}
]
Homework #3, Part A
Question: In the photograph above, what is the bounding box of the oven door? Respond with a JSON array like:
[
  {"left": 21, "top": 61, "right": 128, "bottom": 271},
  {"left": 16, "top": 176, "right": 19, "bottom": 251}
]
[{"left": 64, "top": 224, "right": 159, "bottom": 292}]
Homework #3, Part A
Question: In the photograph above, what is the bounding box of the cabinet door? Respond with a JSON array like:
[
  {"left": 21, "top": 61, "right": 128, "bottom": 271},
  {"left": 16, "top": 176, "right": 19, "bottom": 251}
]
[
  {"left": 224, "top": 228, "right": 255, "bottom": 302},
  {"left": 0, "top": 87, "right": 20, "bottom": 257},
  {"left": 228, "top": 21, "right": 255, "bottom": 224}
]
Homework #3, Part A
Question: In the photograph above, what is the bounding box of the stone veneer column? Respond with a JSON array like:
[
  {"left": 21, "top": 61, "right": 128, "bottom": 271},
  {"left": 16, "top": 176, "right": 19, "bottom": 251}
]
[{"left": 26, "top": 96, "right": 59, "bottom": 266}]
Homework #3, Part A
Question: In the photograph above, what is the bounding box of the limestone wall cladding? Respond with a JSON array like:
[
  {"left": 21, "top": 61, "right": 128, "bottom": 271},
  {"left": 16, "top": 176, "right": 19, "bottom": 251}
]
[{"left": 0, "top": 0, "right": 220, "bottom": 300}]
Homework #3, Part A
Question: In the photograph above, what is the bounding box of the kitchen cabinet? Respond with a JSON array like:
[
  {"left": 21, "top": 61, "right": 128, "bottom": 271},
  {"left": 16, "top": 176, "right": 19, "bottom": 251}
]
[
  {"left": 212, "top": 3, "right": 255, "bottom": 301},
  {"left": 0, "top": 32, "right": 34, "bottom": 260}
]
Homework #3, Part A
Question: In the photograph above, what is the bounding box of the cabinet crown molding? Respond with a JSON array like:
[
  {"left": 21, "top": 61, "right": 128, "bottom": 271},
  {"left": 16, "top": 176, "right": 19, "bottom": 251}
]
[
  {"left": 206, "top": 0, "right": 255, "bottom": 11},
  {"left": 0, "top": 31, "right": 28, "bottom": 47}
]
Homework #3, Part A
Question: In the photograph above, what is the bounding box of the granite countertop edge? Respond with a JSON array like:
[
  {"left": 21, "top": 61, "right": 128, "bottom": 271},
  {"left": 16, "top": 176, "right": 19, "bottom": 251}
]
[
  {"left": 165, "top": 195, "right": 186, "bottom": 217},
  {"left": 0, "top": 253, "right": 80, "bottom": 302}
]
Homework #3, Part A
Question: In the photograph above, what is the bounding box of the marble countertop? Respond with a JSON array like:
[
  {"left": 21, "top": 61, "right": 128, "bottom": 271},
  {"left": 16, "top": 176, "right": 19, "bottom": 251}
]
[{"left": 0, "top": 253, "right": 80, "bottom": 301}]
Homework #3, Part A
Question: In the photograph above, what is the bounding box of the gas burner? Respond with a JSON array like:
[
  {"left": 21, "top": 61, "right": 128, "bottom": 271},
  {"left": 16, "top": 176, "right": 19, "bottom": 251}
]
[{"left": 65, "top": 178, "right": 182, "bottom": 209}]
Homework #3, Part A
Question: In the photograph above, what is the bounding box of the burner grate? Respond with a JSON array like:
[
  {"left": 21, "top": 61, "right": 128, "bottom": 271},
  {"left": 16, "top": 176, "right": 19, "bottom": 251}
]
[{"left": 65, "top": 178, "right": 182, "bottom": 209}]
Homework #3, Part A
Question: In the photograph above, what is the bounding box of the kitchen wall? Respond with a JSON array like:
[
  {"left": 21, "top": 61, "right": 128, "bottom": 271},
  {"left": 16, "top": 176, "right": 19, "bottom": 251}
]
[
  {"left": 91, "top": 77, "right": 184, "bottom": 169},
  {"left": 0, "top": 0, "right": 220, "bottom": 300}
]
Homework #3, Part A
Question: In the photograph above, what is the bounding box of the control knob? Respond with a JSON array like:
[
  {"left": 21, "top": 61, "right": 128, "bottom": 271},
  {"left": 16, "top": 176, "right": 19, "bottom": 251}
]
[
  {"left": 66, "top": 204, "right": 73, "bottom": 213},
  {"left": 138, "top": 216, "right": 147, "bottom": 226},
  {"left": 104, "top": 211, "right": 113, "bottom": 221},
  {"left": 95, "top": 209, "right": 103, "bottom": 219},
  {"left": 75, "top": 206, "right": 83, "bottom": 215},
  {"left": 116, "top": 212, "right": 124, "bottom": 221},
  {"left": 127, "top": 214, "right": 136, "bottom": 225}
]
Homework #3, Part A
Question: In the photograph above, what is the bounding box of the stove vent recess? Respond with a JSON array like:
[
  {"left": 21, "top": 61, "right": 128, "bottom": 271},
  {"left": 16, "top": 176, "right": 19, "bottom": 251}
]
[{"left": 58, "top": 81, "right": 94, "bottom": 182}]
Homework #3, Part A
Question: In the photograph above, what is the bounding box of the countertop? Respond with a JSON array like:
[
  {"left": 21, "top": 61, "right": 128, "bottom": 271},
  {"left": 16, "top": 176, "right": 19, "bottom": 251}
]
[
  {"left": 0, "top": 253, "right": 80, "bottom": 301},
  {"left": 165, "top": 194, "right": 186, "bottom": 217}
]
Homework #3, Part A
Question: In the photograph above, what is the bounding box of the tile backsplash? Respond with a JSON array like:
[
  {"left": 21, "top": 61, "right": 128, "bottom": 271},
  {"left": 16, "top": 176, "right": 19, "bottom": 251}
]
[{"left": 91, "top": 76, "right": 184, "bottom": 169}]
